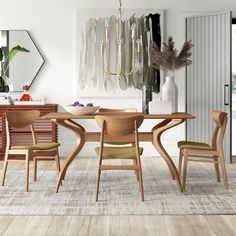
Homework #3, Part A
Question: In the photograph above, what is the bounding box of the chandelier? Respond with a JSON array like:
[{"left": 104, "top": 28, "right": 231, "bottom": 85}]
[{"left": 100, "top": 0, "right": 141, "bottom": 80}]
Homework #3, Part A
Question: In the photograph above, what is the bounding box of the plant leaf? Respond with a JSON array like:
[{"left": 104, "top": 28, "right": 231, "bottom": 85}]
[
  {"left": 151, "top": 36, "right": 193, "bottom": 74},
  {"left": 7, "top": 45, "right": 30, "bottom": 62},
  {"left": 175, "top": 40, "right": 193, "bottom": 70}
]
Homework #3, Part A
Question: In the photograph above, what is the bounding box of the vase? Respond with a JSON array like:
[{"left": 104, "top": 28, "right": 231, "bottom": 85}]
[
  {"left": 162, "top": 76, "right": 178, "bottom": 113},
  {"left": 20, "top": 84, "right": 32, "bottom": 101},
  {"left": 142, "top": 85, "right": 152, "bottom": 114},
  {"left": 0, "top": 76, "right": 9, "bottom": 92},
  {"left": 2, "top": 75, "right": 13, "bottom": 92}
]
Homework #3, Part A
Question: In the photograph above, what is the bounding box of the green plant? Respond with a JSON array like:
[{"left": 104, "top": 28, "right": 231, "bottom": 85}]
[
  {"left": 151, "top": 36, "right": 193, "bottom": 76},
  {"left": 0, "top": 45, "right": 30, "bottom": 77}
]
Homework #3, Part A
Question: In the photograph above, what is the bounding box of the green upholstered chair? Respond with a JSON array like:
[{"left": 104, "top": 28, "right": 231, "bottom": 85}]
[
  {"left": 95, "top": 114, "right": 144, "bottom": 201},
  {"left": 177, "top": 110, "right": 228, "bottom": 191},
  {"left": 1, "top": 110, "right": 61, "bottom": 192}
]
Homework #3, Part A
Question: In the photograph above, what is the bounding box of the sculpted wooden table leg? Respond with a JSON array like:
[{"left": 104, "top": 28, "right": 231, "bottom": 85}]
[
  {"left": 152, "top": 119, "right": 175, "bottom": 180},
  {"left": 152, "top": 119, "right": 185, "bottom": 192},
  {"left": 54, "top": 119, "right": 85, "bottom": 193}
]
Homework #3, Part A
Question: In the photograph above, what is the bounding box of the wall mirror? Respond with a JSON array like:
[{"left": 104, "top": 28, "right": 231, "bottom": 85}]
[{"left": 0, "top": 30, "right": 45, "bottom": 92}]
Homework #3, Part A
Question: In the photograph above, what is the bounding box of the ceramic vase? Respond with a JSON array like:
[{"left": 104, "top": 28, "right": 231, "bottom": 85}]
[
  {"left": 2, "top": 75, "right": 13, "bottom": 92},
  {"left": 0, "top": 76, "right": 9, "bottom": 92},
  {"left": 162, "top": 76, "right": 178, "bottom": 113}
]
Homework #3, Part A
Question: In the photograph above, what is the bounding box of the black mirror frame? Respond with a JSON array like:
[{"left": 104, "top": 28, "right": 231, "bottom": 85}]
[{"left": 25, "top": 30, "right": 45, "bottom": 92}]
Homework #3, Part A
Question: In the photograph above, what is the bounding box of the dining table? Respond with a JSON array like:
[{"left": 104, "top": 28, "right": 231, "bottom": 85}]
[{"left": 42, "top": 112, "right": 195, "bottom": 193}]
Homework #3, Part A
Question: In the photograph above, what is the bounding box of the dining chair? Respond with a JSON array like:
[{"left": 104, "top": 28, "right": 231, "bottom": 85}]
[
  {"left": 1, "top": 110, "right": 61, "bottom": 192},
  {"left": 95, "top": 114, "right": 144, "bottom": 201},
  {"left": 177, "top": 110, "right": 228, "bottom": 191},
  {"left": 99, "top": 107, "right": 138, "bottom": 175}
]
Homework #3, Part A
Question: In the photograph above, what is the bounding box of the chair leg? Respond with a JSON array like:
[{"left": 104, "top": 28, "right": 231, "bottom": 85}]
[
  {"left": 182, "top": 151, "right": 188, "bottom": 191},
  {"left": 219, "top": 152, "right": 228, "bottom": 189},
  {"left": 33, "top": 158, "right": 37, "bottom": 181},
  {"left": 133, "top": 159, "right": 139, "bottom": 181},
  {"left": 213, "top": 157, "right": 220, "bottom": 182},
  {"left": 137, "top": 156, "right": 144, "bottom": 201},
  {"left": 55, "top": 149, "right": 61, "bottom": 174},
  {"left": 178, "top": 149, "right": 183, "bottom": 176},
  {"left": 96, "top": 143, "right": 104, "bottom": 202},
  {"left": 95, "top": 169, "right": 101, "bottom": 201},
  {"left": 1, "top": 152, "right": 9, "bottom": 186},
  {"left": 25, "top": 152, "right": 30, "bottom": 192},
  {"left": 131, "top": 143, "right": 139, "bottom": 180},
  {"left": 55, "top": 149, "right": 62, "bottom": 186}
]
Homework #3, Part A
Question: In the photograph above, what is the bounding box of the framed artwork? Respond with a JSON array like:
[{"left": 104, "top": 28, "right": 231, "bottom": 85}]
[{"left": 76, "top": 8, "right": 164, "bottom": 97}]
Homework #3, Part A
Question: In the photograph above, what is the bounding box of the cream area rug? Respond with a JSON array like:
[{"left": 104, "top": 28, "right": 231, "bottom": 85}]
[{"left": 0, "top": 156, "right": 235, "bottom": 215}]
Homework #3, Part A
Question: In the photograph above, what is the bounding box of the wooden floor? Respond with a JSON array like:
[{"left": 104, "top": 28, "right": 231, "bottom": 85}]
[
  {"left": 0, "top": 156, "right": 235, "bottom": 236},
  {"left": 0, "top": 215, "right": 235, "bottom": 236}
]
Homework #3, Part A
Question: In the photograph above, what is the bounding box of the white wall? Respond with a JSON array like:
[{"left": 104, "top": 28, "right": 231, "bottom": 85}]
[{"left": 0, "top": 0, "right": 235, "bottom": 157}]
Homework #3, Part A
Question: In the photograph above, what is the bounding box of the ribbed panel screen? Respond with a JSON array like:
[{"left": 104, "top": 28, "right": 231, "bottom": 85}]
[{"left": 186, "top": 12, "right": 231, "bottom": 163}]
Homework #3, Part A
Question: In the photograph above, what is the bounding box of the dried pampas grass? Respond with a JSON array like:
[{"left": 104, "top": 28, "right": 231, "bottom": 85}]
[{"left": 151, "top": 36, "right": 193, "bottom": 76}]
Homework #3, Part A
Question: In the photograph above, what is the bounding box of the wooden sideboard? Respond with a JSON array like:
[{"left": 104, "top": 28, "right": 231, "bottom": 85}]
[{"left": 0, "top": 104, "right": 58, "bottom": 160}]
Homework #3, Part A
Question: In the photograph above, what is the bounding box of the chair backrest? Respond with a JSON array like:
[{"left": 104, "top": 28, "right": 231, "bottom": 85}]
[
  {"left": 95, "top": 115, "right": 144, "bottom": 137},
  {"left": 211, "top": 110, "right": 228, "bottom": 151},
  {"left": 98, "top": 108, "right": 137, "bottom": 113},
  {"left": 5, "top": 110, "right": 40, "bottom": 128},
  {"left": 5, "top": 110, "right": 40, "bottom": 146}
]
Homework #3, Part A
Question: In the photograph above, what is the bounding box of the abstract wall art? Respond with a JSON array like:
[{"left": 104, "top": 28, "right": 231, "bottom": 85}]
[{"left": 76, "top": 7, "right": 164, "bottom": 97}]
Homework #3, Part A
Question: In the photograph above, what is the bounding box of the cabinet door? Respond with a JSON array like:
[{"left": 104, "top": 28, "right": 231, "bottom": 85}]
[{"left": 186, "top": 12, "right": 232, "bottom": 162}]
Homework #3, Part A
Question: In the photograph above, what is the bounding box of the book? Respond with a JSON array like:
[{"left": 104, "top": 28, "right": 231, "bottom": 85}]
[
  {"left": 14, "top": 100, "right": 45, "bottom": 105},
  {"left": 0, "top": 101, "right": 11, "bottom": 105},
  {"left": 0, "top": 96, "right": 11, "bottom": 105}
]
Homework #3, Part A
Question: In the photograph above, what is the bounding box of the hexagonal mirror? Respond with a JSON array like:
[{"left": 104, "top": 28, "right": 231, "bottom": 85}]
[{"left": 0, "top": 30, "right": 45, "bottom": 92}]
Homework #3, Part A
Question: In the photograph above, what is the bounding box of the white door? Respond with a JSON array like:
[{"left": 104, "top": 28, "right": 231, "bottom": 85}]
[{"left": 186, "top": 12, "right": 232, "bottom": 163}]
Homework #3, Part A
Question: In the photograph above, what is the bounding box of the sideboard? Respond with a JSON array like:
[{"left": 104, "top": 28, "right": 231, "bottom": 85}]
[{"left": 0, "top": 104, "right": 58, "bottom": 160}]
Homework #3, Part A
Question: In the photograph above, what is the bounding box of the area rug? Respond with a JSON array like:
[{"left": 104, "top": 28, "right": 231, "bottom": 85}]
[{"left": 0, "top": 157, "right": 236, "bottom": 215}]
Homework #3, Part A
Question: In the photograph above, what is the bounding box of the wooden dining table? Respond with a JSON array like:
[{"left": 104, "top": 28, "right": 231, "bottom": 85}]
[{"left": 42, "top": 112, "right": 195, "bottom": 193}]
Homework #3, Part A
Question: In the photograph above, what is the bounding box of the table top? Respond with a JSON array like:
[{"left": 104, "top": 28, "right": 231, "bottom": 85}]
[{"left": 42, "top": 112, "right": 195, "bottom": 120}]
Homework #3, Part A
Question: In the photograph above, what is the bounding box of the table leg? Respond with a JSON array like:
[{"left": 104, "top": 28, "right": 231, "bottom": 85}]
[
  {"left": 152, "top": 119, "right": 175, "bottom": 180},
  {"left": 152, "top": 119, "right": 185, "bottom": 192},
  {"left": 55, "top": 119, "right": 85, "bottom": 192}
]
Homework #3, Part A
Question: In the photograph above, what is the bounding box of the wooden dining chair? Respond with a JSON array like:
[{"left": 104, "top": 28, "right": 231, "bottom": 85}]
[
  {"left": 99, "top": 107, "right": 138, "bottom": 172},
  {"left": 1, "top": 110, "right": 61, "bottom": 192},
  {"left": 95, "top": 114, "right": 144, "bottom": 201},
  {"left": 177, "top": 110, "right": 228, "bottom": 191}
]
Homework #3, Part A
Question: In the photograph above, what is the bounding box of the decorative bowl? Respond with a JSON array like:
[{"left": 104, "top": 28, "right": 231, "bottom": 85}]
[{"left": 62, "top": 105, "right": 100, "bottom": 115}]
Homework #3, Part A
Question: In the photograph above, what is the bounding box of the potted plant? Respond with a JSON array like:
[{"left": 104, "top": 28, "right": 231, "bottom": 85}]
[
  {"left": 151, "top": 36, "right": 193, "bottom": 112},
  {"left": 0, "top": 45, "right": 30, "bottom": 92}
]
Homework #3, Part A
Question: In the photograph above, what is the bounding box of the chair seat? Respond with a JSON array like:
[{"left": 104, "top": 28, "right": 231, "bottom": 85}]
[
  {"left": 177, "top": 141, "right": 213, "bottom": 150},
  {"left": 11, "top": 143, "right": 60, "bottom": 150},
  {"left": 95, "top": 146, "right": 143, "bottom": 159}
]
